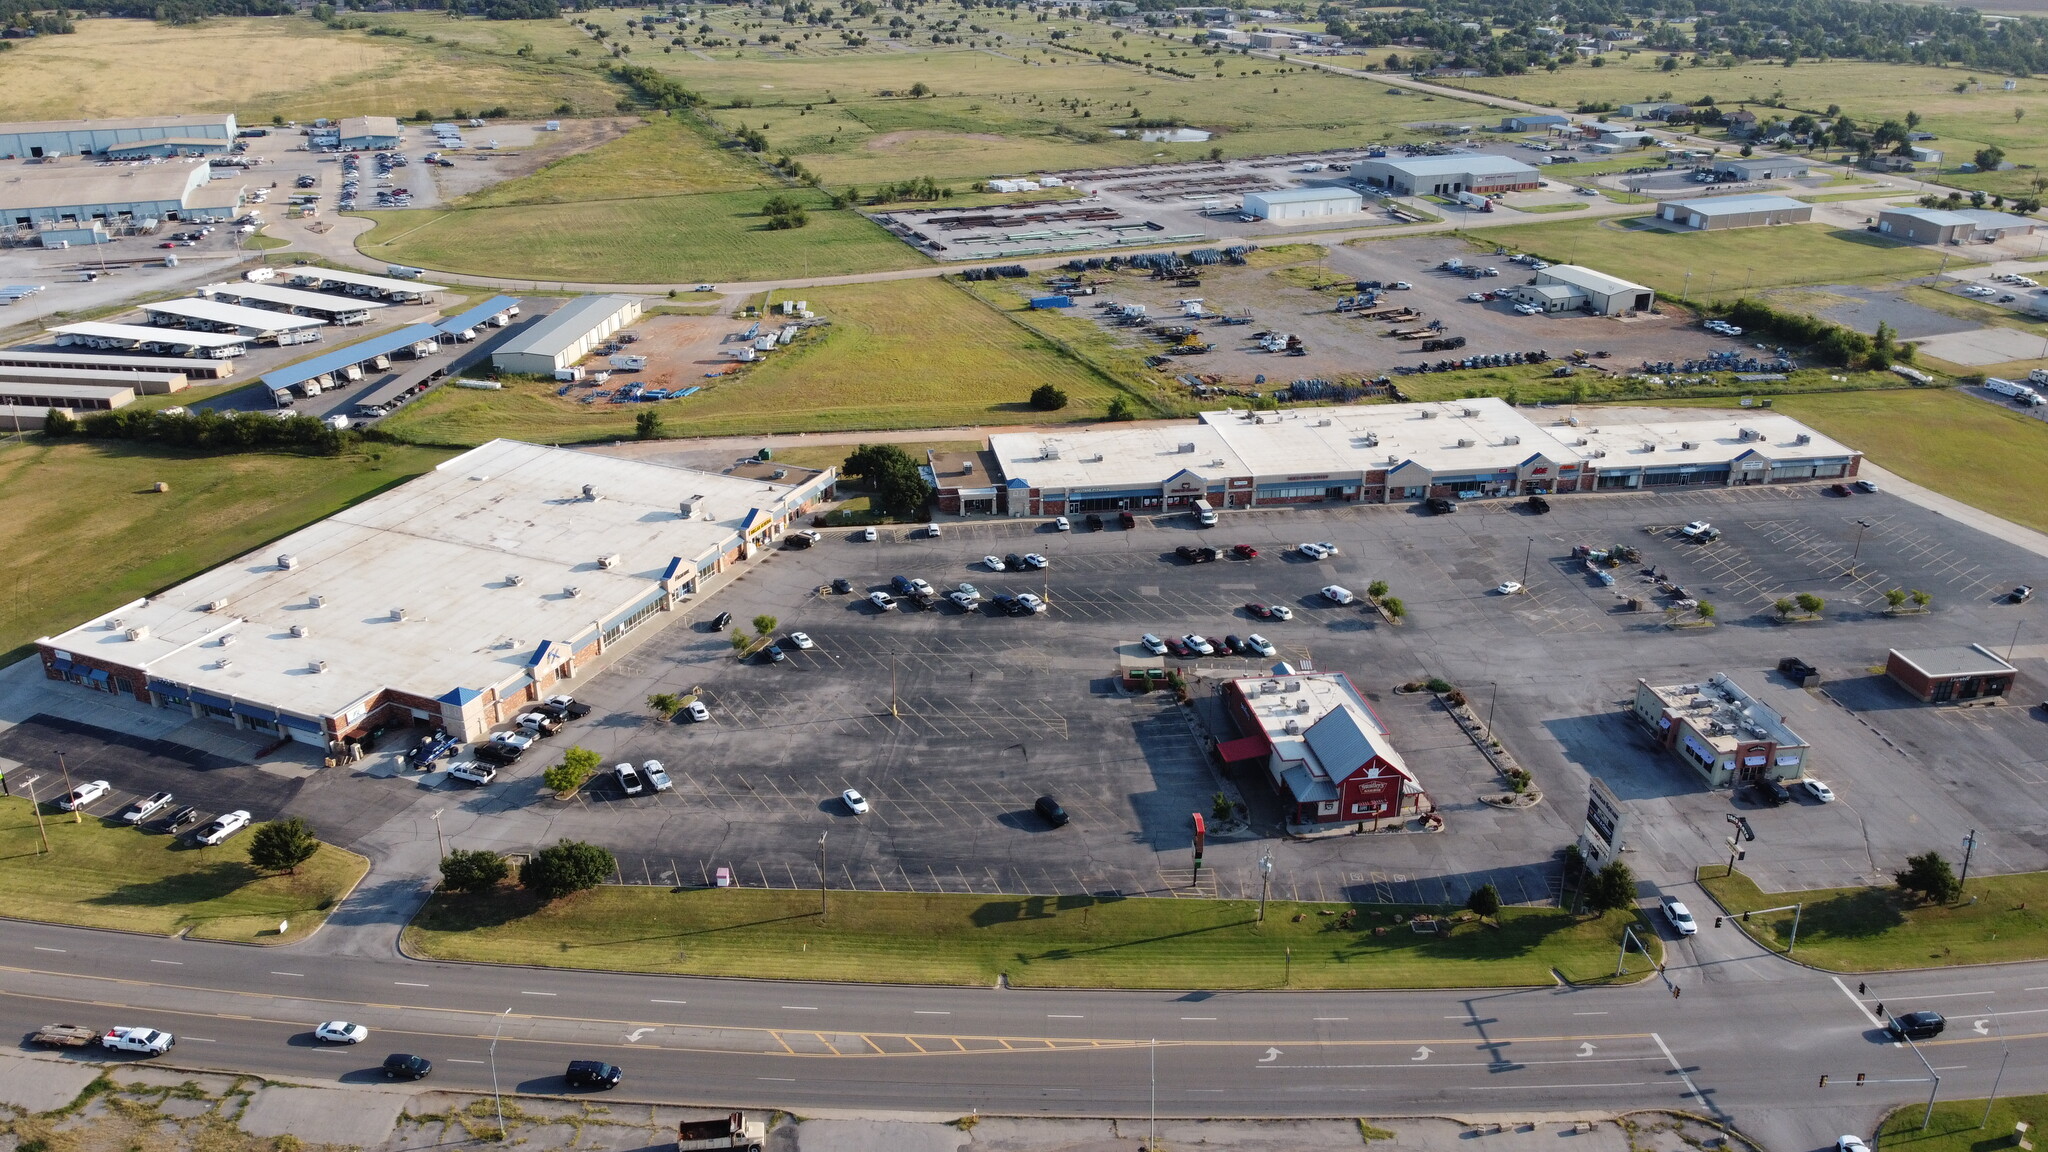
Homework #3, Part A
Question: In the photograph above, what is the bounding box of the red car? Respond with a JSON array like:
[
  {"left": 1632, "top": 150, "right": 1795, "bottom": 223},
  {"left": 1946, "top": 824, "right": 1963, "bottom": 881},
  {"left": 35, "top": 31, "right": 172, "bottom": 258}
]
[
  {"left": 1245, "top": 602, "right": 1274, "bottom": 619},
  {"left": 1164, "top": 636, "right": 1194, "bottom": 658},
  {"left": 1232, "top": 544, "right": 1259, "bottom": 559},
  {"left": 158, "top": 241, "right": 177, "bottom": 248}
]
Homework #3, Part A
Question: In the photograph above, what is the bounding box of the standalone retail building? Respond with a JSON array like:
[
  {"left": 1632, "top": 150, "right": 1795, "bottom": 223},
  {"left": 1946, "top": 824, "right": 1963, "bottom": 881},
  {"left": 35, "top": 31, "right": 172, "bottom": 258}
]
[
  {"left": 37, "top": 440, "right": 835, "bottom": 747},
  {"left": 1218, "top": 672, "right": 1430, "bottom": 827},
  {"left": 1885, "top": 645, "right": 2018, "bottom": 703},
  {"left": 1632, "top": 674, "right": 1810, "bottom": 788}
]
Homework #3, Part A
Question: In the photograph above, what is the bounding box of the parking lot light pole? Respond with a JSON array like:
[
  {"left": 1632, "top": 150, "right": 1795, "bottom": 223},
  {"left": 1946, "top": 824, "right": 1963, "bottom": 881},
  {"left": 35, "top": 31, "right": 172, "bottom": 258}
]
[
  {"left": 818, "top": 832, "right": 828, "bottom": 921},
  {"left": 56, "top": 752, "right": 78, "bottom": 824},
  {"left": 1847, "top": 519, "right": 1873, "bottom": 579},
  {"left": 1257, "top": 853, "right": 1273, "bottom": 924},
  {"left": 431, "top": 810, "right": 446, "bottom": 861}
]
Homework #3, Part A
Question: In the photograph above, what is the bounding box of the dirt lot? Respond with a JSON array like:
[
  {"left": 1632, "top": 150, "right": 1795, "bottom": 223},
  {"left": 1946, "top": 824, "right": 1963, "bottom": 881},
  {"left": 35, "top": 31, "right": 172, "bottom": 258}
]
[
  {"left": 1047, "top": 236, "right": 1738, "bottom": 387},
  {"left": 421, "top": 118, "right": 637, "bottom": 205},
  {"left": 576, "top": 312, "right": 742, "bottom": 389}
]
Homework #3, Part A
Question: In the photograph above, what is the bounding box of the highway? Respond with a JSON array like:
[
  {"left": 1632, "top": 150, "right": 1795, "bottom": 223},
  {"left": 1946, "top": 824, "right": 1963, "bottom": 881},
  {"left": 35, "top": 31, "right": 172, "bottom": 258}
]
[{"left": 6, "top": 914, "right": 2047, "bottom": 1151}]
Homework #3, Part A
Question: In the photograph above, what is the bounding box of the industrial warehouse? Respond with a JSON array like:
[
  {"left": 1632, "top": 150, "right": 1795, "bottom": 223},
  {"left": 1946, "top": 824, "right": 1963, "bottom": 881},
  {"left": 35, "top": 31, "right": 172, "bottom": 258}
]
[
  {"left": 0, "top": 114, "right": 237, "bottom": 159},
  {"left": 492, "top": 295, "right": 642, "bottom": 375},
  {"left": 962, "top": 398, "right": 1861, "bottom": 515},
  {"left": 0, "top": 159, "right": 242, "bottom": 245},
  {"left": 1657, "top": 194, "right": 1813, "bottom": 231},
  {"left": 36, "top": 440, "right": 836, "bottom": 747},
  {"left": 1241, "top": 186, "right": 1364, "bottom": 221},
  {"left": 1348, "top": 154, "right": 1541, "bottom": 197}
]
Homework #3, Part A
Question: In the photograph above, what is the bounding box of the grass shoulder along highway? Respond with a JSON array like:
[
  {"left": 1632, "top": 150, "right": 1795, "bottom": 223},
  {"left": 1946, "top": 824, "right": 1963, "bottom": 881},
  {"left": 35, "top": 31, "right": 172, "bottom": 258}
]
[
  {"left": 0, "top": 798, "right": 367, "bottom": 945},
  {"left": 1698, "top": 867, "right": 2048, "bottom": 971},
  {"left": 1880, "top": 1095, "right": 2048, "bottom": 1152},
  {"left": 404, "top": 886, "right": 1657, "bottom": 989},
  {"left": 0, "top": 441, "right": 453, "bottom": 668}
]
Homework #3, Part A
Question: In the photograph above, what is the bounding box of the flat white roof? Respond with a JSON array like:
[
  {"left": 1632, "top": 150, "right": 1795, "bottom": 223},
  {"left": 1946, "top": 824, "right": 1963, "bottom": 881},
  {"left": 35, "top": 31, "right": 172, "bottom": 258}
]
[
  {"left": 1201, "top": 396, "right": 1582, "bottom": 477},
  {"left": 1883, "top": 207, "right": 1977, "bottom": 228},
  {"left": 41, "top": 440, "right": 818, "bottom": 719},
  {"left": 1361, "top": 154, "right": 1540, "bottom": 178},
  {"left": 990, "top": 424, "right": 1249, "bottom": 491},
  {"left": 1538, "top": 264, "right": 1651, "bottom": 298},
  {"left": 1667, "top": 194, "right": 1809, "bottom": 216},
  {"left": 1248, "top": 186, "right": 1362, "bottom": 204},
  {"left": 290, "top": 267, "right": 450, "bottom": 295},
  {"left": 0, "top": 114, "right": 234, "bottom": 136},
  {"left": 1230, "top": 672, "right": 1416, "bottom": 786},
  {"left": 203, "top": 282, "right": 387, "bottom": 315},
  {"left": 0, "top": 160, "right": 209, "bottom": 210},
  {"left": 1644, "top": 673, "right": 1806, "bottom": 753},
  {"left": 142, "top": 297, "right": 326, "bottom": 332},
  {"left": 50, "top": 322, "right": 250, "bottom": 348},
  {"left": 1567, "top": 412, "right": 1857, "bottom": 466},
  {"left": 496, "top": 294, "right": 639, "bottom": 360}
]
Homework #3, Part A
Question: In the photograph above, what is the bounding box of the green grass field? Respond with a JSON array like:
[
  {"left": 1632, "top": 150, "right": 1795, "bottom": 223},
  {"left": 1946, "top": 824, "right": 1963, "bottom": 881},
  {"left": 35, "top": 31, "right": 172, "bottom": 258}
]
[
  {"left": 1439, "top": 57, "right": 2048, "bottom": 196},
  {"left": 1879, "top": 1096, "right": 2048, "bottom": 1152},
  {"left": 404, "top": 885, "right": 1656, "bottom": 988},
  {"left": 380, "top": 278, "right": 1130, "bottom": 444},
  {"left": 0, "top": 15, "right": 616, "bottom": 123},
  {"left": 460, "top": 114, "right": 768, "bottom": 207},
  {"left": 1699, "top": 867, "right": 2048, "bottom": 971},
  {"left": 0, "top": 798, "right": 367, "bottom": 945},
  {"left": 357, "top": 187, "right": 917, "bottom": 283},
  {"left": 1449, "top": 219, "right": 1948, "bottom": 299},
  {"left": 1646, "top": 389, "right": 2048, "bottom": 536},
  {"left": 0, "top": 442, "right": 451, "bottom": 667}
]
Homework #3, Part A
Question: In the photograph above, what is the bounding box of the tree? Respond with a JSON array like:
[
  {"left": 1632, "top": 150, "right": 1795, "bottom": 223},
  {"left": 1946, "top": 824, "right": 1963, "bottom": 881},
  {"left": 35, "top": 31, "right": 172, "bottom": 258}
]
[
  {"left": 247, "top": 816, "right": 319, "bottom": 875},
  {"left": 753, "top": 614, "right": 778, "bottom": 638},
  {"left": 2018, "top": 106, "right": 2027, "bottom": 124},
  {"left": 1381, "top": 596, "right": 1405, "bottom": 619},
  {"left": 841, "top": 443, "right": 934, "bottom": 518},
  {"left": 635, "top": 410, "right": 664, "bottom": 440},
  {"left": 1912, "top": 589, "right": 1933, "bottom": 609},
  {"left": 1588, "top": 860, "right": 1637, "bottom": 912},
  {"left": 1794, "top": 592, "right": 1825, "bottom": 616},
  {"left": 730, "top": 631, "right": 753, "bottom": 653},
  {"left": 1211, "top": 791, "right": 1233, "bottom": 821},
  {"left": 544, "top": 746, "right": 601, "bottom": 793},
  {"left": 1029, "top": 384, "right": 1070, "bottom": 410},
  {"left": 1885, "top": 588, "right": 1908, "bottom": 609},
  {"left": 521, "top": 839, "right": 617, "bottom": 901},
  {"left": 1367, "top": 579, "right": 1390, "bottom": 600},
  {"left": 1975, "top": 145, "right": 2006, "bottom": 172},
  {"left": 647, "top": 692, "right": 683, "bottom": 720},
  {"left": 1774, "top": 597, "right": 1796, "bottom": 618},
  {"left": 1895, "top": 851, "right": 1961, "bottom": 903},
  {"left": 1696, "top": 600, "right": 1715, "bottom": 620},
  {"left": 41, "top": 408, "right": 76, "bottom": 437},
  {"left": 1105, "top": 395, "right": 1137, "bottom": 421},
  {"left": 1466, "top": 883, "right": 1502, "bottom": 919},
  {"left": 441, "top": 849, "right": 509, "bottom": 894}
]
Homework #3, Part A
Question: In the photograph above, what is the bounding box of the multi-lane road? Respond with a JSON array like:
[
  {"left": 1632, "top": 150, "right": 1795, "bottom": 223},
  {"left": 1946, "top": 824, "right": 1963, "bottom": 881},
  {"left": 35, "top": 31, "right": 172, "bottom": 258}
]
[{"left": 6, "top": 912, "right": 2047, "bottom": 1151}]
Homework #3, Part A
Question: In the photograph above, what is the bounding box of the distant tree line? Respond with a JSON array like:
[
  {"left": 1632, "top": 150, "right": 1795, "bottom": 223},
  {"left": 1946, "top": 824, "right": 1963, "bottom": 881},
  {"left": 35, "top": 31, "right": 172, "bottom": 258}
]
[
  {"left": 608, "top": 63, "right": 703, "bottom": 109},
  {"left": 43, "top": 407, "right": 352, "bottom": 455}
]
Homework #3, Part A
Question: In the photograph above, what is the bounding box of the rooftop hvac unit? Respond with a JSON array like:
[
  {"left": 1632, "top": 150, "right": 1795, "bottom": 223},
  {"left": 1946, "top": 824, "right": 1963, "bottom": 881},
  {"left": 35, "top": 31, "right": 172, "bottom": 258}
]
[
  {"left": 1680, "top": 440, "right": 1699, "bottom": 450},
  {"left": 218, "top": 633, "right": 236, "bottom": 647},
  {"left": 1209, "top": 459, "right": 1227, "bottom": 467},
  {"left": 1419, "top": 409, "right": 1437, "bottom": 419},
  {"left": 214, "top": 657, "right": 232, "bottom": 670},
  {"left": 390, "top": 607, "right": 408, "bottom": 622},
  {"left": 1283, "top": 719, "right": 1301, "bottom": 735},
  {"left": 1083, "top": 454, "right": 1104, "bottom": 463},
  {"left": 308, "top": 659, "right": 327, "bottom": 674},
  {"left": 500, "top": 637, "right": 520, "bottom": 650},
  {"left": 582, "top": 483, "right": 599, "bottom": 500},
  {"left": 1794, "top": 433, "right": 1811, "bottom": 445},
  {"left": 204, "top": 598, "right": 230, "bottom": 613},
  {"left": 1461, "top": 407, "right": 1479, "bottom": 417},
  {"left": 1575, "top": 437, "right": 1589, "bottom": 446},
  {"left": 1315, "top": 418, "right": 1333, "bottom": 427},
  {"left": 564, "top": 586, "right": 582, "bottom": 599},
  {"left": 772, "top": 468, "right": 787, "bottom": 480},
  {"left": 1738, "top": 427, "right": 1761, "bottom": 442},
  {"left": 506, "top": 574, "right": 525, "bottom": 587},
  {"left": 290, "top": 624, "right": 308, "bottom": 638},
  {"left": 125, "top": 626, "right": 148, "bottom": 642},
  {"left": 1642, "top": 442, "right": 1657, "bottom": 452},
  {"left": 309, "top": 594, "right": 325, "bottom": 609},
  {"left": 277, "top": 554, "right": 297, "bottom": 570},
  {"left": 679, "top": 499, "right": 695, "bottom": 518},
  {"left": 1364, "top": 433, "right": 1379, "bottom": 447},
  {"left": 1179, "top": 443, "right": 1197, "bottom": 454},
  {"left": 598, "top": 553, "right": 622, "bottom": 570},
  {"left": 961, "top": 461, "right": 975, "bottom": 474},
  {"left": 1502, "top": 435, "right": 1520, "bottom": 446},
  {"left": 1260, "top": 679, "right": 1282, "bottom": 695},
  {"left": 1590, "top": 449, "right": 1607, "bottom": 458},
  {"left": 1457, "top": 438, "right": 1475, "bottom": 448},
  {"left": 1296, "top": 698, "right": 1313, "bottom": 713},
  {"left": 1043, "top": 445, "right": 1061, "bottom": 459}
]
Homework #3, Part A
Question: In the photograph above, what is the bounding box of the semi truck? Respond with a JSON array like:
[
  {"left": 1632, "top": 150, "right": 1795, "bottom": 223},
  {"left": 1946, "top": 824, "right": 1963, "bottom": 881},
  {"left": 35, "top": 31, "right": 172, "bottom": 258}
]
[{"left": 675, "top": 1112, "right": 765, "bottom": 1151}]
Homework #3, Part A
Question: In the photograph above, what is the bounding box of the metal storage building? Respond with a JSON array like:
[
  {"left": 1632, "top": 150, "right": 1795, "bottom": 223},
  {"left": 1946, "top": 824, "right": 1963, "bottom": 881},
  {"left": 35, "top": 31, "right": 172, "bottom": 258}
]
[
  {"left": 1348, "top": 154, "right": 1541, "bottom": 196},
  {"left": 200, "top": 282, "right": 386, "bottom": 325},
  {"left": 1877, "top": 207, "right": 1976, "bottom": 244},
  {"left": 260, "top": 323, "right": 443, "bottom": 406},
  {"left": 1241, "top": 186, "right": 1363, "bottom": 221},
  {"left": 34, "top": 439, "right": 836, "bottom": 746},
  {"left": 0, "top": 162, "right": 215, "bottom": 233},
  {"left": 492, "top": 294, "right": 642, "bottom": 375},
  {"left": 1530, "top": 265, "right": 1653, "bottom": 316},
  {"left": 1954, "top": 209, "right": 2038, "bottom": 240},
  {"left": 0, "top": 114, "right": 237, "bottom": 159},
  {"left": 435, "top": 296, "right": 522, "bottom": 342},
  {"left": 1657, "top": 194, "right": 1812, "bottom": 231},
  {"left": 1713, "top": 157, "right": 1809, "bottom": 181},
  {"left": 0, "top": 382, "right": 137, "bottom": 430},
  {"left": 50, "top": 322, "right": 252, "bottom": 358},
  {"left": 0, "top": 347, "right": 235, "bottom": 379},
  {"left": 141, "top": 298, "right": 326, "bottom": 340},
  {"left": 0, "top": 364, "right": 188, "bottom": 394},
  {"left": 1501, "top": 114, "right": 1568, "bottom": 131},
  {"left": 335, "top": 116, "right": 402, "bottom": 151}
]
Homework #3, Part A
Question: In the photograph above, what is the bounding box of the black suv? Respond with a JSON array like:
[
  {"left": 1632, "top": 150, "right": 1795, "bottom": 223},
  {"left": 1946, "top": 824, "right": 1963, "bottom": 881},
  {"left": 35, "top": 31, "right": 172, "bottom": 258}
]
[
  {"left": 1426, "top": 497, "right": 1458, "bottom": 514},
  {"left": 476, "top": 741, "right": 524, "bottom": 766},
  {"left": 1754, "top": 777, "right": 1793, "bottom": 806},
  {"left": 1035, "top": 795, "right": 1071, "bottom": 827},
  {"left": 1526, "top": 495, "right": 1550, "bottom": 514},
  {"left": 1085, "top": 514, "right": 1103, "bottom": 531},
  {"left": 1888, "top": 1011, "right": 1945, "bottom": 1040},
  {"left": 565, "top": 1060, "right": 623, "bottom": 1089},
  {"left": 710, "top": 611, "right": 734, "bottom": 631},
  {"left": 382, "top": 1054, "right": 432, "bottom": 1080}
]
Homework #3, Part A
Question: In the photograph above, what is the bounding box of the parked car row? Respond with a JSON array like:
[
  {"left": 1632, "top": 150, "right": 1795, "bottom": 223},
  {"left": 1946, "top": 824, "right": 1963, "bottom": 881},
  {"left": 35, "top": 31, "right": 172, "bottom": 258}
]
[
  {"left": 1142, "top": 632, "right": 1278, "bottom": 659},
  {"left": 56, "top": 780, "right": 248, "bottom": 844}
]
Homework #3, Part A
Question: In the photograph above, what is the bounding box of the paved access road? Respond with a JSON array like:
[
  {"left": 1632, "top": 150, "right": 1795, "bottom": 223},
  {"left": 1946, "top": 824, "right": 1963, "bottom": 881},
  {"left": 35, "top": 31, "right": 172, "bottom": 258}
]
[{"left": 4, "top": 912, "right": 2046, "bottom": 1152}]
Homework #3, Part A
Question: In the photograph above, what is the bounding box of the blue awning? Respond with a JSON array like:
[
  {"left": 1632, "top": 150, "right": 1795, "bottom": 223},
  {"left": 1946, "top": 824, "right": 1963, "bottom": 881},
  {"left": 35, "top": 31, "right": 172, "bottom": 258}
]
[
  {"left": 190, "top": 690, "right": 233, "bottom": 711},
  {"left": 49, "top": 658, "right": 74, "bottom": 674},
  {"left": 87, "top": 668, "right": 110, "bottom": 683},
  {"left": 233, "top": 701, "right": 277, "bottom": 722},
  {"left": 277, "top": 712, "right": 323, "bottom": 733}
]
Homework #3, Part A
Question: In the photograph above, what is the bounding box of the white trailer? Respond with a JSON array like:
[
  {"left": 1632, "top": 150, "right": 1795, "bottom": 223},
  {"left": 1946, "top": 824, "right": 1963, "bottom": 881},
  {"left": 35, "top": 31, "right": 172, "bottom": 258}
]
[{"left": 1987, "top": 377, "right": 2045, "bottom": 405}]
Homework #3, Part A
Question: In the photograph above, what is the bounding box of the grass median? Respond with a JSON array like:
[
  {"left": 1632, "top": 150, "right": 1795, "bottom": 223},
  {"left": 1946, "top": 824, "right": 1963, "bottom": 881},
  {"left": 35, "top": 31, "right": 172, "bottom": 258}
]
[
  {"left": 0, "top": 798, "right": 367, "bottom": 945},
  {"left": 404, "top": 886, "right": 1655, "bottom": 989},
  {"left": 1879, "top": 1094, "right": 2048, "bottom": 1152},
  {"left": 1697, "top": 867, "right": 2048, "bottom": 971}
]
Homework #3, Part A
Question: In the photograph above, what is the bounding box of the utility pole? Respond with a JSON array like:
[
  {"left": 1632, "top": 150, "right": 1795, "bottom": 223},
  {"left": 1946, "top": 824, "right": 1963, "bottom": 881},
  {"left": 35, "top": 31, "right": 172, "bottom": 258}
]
[
  {"left": 1257, "top": 853, "right": 1273, "bottom": 924},
  {"left": 1960, "top": 830, "right": 1978, "bottom": 889},
  {"left": 489, "top": 1007, "right": 511, "bottom": 1139},
  {"left": 431, "top": 810, "right": 447, "bottom": 860},
  {"left": 890, "top": 652, "right": 899, "bottom": 719},
  {"left": 56, "top": 752, "right": 79, "bottom": 824},
  {"left": 1521, "top": 536, "right": 1533, "bottom": 587},
  {"left": 818, "top": 831, "right": 828, "bottom": 921},
  {"left": 25, "top": 777, "right": 48, "bottom": 854}
]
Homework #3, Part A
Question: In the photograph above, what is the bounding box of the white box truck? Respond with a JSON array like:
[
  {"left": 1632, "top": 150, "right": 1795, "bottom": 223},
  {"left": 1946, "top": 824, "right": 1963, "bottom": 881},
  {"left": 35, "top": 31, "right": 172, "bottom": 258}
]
[{"left": 609, "top": 354, "right": 647, "bottom": 370}]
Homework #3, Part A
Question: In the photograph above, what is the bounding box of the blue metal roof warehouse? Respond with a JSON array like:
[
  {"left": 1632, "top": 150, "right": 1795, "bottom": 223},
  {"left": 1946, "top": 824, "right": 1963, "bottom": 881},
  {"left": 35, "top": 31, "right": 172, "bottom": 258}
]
[
  {"left": 435, "top": 295, "right": 522, "bottom": 339},
  {"left": 261, "top": 323, "right": 442, "bottom": 404}
]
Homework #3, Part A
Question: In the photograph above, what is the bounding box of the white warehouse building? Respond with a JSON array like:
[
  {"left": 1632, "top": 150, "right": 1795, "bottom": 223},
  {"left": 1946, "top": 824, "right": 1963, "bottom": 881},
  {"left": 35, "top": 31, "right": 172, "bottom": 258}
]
[
  {"left": 1242, "top": 186, "right": 1363, "bottom": 221},
  {"left": 492, "top": 295, "right": 643, "bottom": 375}
]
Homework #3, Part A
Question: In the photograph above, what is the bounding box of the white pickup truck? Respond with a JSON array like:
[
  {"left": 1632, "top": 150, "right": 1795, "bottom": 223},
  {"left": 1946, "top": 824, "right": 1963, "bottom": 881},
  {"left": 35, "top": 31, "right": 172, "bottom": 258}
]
[{"left": 101, "top": 1026, "right": 175, "bottom": 1055}]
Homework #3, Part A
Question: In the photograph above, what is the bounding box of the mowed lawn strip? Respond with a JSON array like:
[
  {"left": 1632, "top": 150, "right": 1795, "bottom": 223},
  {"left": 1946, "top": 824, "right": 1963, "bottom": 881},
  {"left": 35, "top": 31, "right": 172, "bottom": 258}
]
[
  {"left": 357, "top": 189, "right": 920, "bottom": 284},
  {"left": 404, "top": 886, "right": 1655, "bottom": 989},
  {"left": 1641, "top": 390, "right": 2048, "bottom": 537},
  {"left": 1879, "top": 1095, "right": 2048, "bottom": 1152},
  {"left": 380, "top": 278, "right": 1128, "bottom": 444},
  {"left": 1449, "top": 220, "right": 1946, "bottom": 299},
  {"left": 1698, "top": 867, "right": 2048, "bottom": 971},
  {"left": 0, "top": 442, "right": 452, "bottom": 666},
  {"left": 0, "top": 799, "right": 367, "bottom": 945}
]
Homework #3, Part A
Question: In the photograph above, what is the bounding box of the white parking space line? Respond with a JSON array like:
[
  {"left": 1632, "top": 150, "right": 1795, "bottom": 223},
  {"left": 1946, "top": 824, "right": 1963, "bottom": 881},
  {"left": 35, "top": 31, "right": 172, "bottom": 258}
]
[
  {"left": 149, "top": 959, "right": 183, "bottom": 966},
  {"left": 33, "top": 947, "right": 66, "bottom": 953},
  {"left": 782, "top": 1006, "right": 818, "bottom": 1011},
  {"left": 270, "top": 971, "right": 303, "bottom": 977},
  {"left": 914, "top": 1010, "right": 951, "bottom": 1016},
  {"left": 448, "top": 1059, "right": 486, "bottom": 1064},
  {"left": 394, "top": 981, "right": 430, "bottom": 988},
  {"left": 651, "top": 999, "right": 688, "bottom": 1005},
  {"left": 520, "top": 991, "right": 556, "bottom": 997},
  {"left": 183, "top": 1037, "right": 216, "bottom": 1043}
]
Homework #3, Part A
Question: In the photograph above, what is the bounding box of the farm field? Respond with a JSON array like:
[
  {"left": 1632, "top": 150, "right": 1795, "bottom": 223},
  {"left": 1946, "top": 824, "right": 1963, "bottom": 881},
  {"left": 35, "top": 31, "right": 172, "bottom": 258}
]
[
  {"left": 379, "top": 278, "right": 1133, "bottom": 444},
  {"left": 0, "top": 15, "right": 616, "bottom": 123},
  {"left": 1452, "top": 219, "right": 1948, "bottom": 299},
  {"left": 0, "top": 442, "right": 452, "bottom": 668},
  {"left": 1647, "top": 389, "right": 2048, "bottom": 536},
  {"left": 1440, "top": 58, "right": 2048, "bottom": 197},
  {"left": 356, "top": 187, "right": 918, "bottom": 284}
]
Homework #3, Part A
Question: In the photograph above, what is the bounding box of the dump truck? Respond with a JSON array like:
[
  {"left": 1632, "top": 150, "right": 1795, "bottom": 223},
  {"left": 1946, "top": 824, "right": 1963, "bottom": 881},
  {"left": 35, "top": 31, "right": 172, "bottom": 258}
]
[
  {"left": 30, "top": 1024, "right": 98, "bottom": 1049},
  {"left": 675, "top": 1112, "right": 766, "bottom": 1152}
]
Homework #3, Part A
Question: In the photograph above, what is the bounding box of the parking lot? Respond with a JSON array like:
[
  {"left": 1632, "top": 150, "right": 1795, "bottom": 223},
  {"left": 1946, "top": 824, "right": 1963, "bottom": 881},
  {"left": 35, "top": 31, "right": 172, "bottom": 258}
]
[{"left": 9, "top": 465, "right": 2042, "bottom": 908}]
